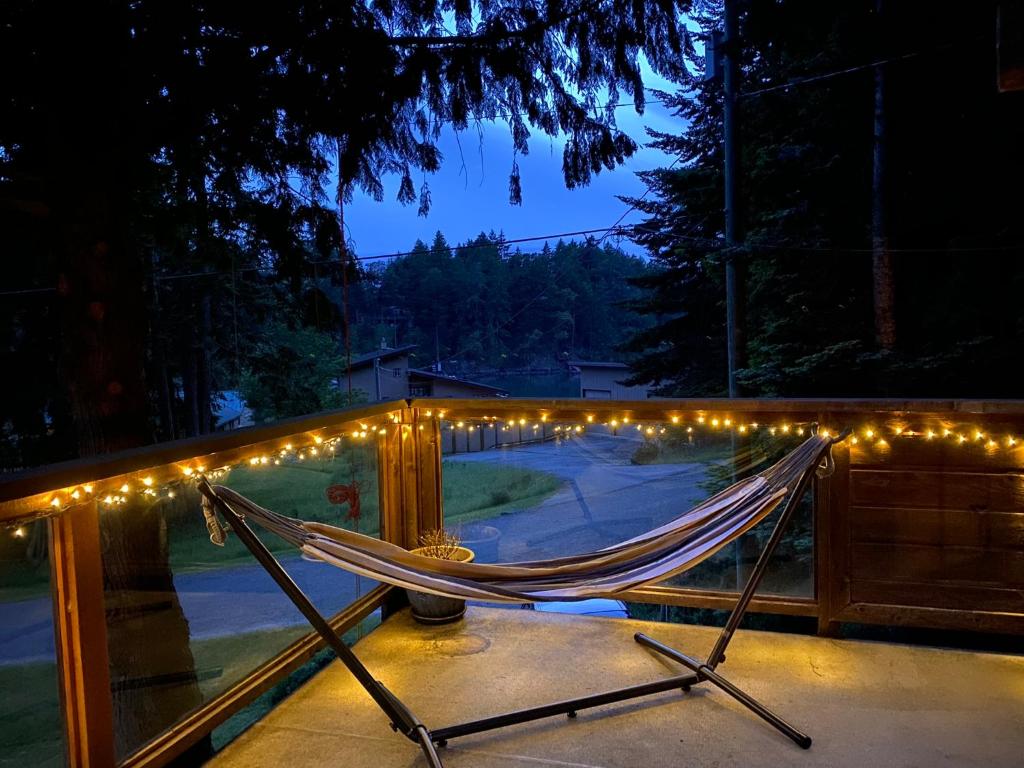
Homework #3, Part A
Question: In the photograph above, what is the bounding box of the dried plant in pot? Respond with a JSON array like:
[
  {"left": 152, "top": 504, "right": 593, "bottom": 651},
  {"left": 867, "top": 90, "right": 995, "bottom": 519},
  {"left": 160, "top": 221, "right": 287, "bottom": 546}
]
[{"left": 406, "top": 529, "right": 475, "bottom": 624}]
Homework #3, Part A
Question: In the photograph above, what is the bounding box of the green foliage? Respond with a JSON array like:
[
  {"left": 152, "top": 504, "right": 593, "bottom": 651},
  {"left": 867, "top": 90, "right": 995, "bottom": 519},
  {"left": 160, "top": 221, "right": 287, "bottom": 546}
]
[
  {"left": 238, "top": 322, "right": 366, "bottom": 423},
  {"left": 0, "top": 0, "right": 691, "bottom": 466}
]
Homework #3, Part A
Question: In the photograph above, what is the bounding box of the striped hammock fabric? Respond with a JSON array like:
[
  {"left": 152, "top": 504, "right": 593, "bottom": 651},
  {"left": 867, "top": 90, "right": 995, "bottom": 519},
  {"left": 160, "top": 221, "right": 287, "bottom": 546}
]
[{"left": 201, "top": 435, "right": 832, "bottom": 603}]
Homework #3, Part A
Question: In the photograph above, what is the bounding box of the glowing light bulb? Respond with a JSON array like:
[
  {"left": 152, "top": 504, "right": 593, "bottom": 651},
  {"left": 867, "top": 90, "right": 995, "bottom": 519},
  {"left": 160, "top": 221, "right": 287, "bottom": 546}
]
[
  {"left": 120, "top": 484, "right": 130, "bottom": 493},
  {"left": 687, "top": 427, "right": 694, "bottom": 434},
  {"left": 958, "top": 434, "right": 967, "bottom": 444},
  {"left": 13, "top": 527, "right": 25, "bottom": 539},
  {"left": 519, "top": 418, "right": 526, "bottom": 426},
  {"left": 586, "top": 415, "right": 594, "bottom": 423},
  {"left": 456, "top": 421, "right": 464, "bottom": 428},
  {"left": 71, "top": 490, "right": 80, "bottom": 500},
  {"left": 182, "top": 467, "right": 194, "bottom": 477},
  {"left": 738, "top": 425, "right": 747, "bottom": 433},
  {"left": 850, "top": 436, "right": 859, "bottom": 444},
  {"left": 142, "top": 477, "right": 153, "bottom": 486},
  {"left": 865, "top": 429, "right": 874, "bottom": 439},
  {"left": 425, "top": 410, "right": 433, "bottom": 417},
  {"left": 724, "top": 419, "right": 732, "bottom": 427},
  {"left": 623, "top": 417, "right": 630, "bottom": 424},
  {"left": 975, "top": 430, "right": 984, "bottom": 441},
  {"left": 50, "top": 497, "right": 61, "bottom": 508},
  {"left": 1009, "top": 437, "right": 1018, "bottom": 447},
  {"left": 781, "top": 424, "right": 790, "bottom": 433},
  {"left": 610, "top": 420, "right": 619, "bottom": 427},
  {"left": 671, "top": 416, "right": 680, "bottom": 424},
  {"left": 711, "top": 418, "right": 720, "bottom": 427},
  {"left": 820, "top": 429, "right": 830, "bottom": 438},
  {"left": 83, "top": 485, "right": 93, "bottom": 494},
  {"left": 926, "top": 430, "right": 936, "bottom": 440},
  {"left": 697, "top": 416, "right": 705, "bottom": 424}
]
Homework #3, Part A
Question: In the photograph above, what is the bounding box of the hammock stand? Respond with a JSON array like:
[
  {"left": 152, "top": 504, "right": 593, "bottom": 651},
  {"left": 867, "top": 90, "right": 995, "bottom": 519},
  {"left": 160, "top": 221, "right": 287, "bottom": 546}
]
[{"left": 196, "top": 431, "right": 846, "bottom": 767}]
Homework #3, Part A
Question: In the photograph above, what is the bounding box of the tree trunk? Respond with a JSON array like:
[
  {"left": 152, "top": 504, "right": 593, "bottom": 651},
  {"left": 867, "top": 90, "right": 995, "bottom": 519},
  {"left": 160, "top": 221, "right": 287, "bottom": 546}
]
[
  {"left": 872, "top": 0, "right": 896, "bottom": 351},
  {"left": 48, "top": 7, "right": 209, "bottom": 760}
]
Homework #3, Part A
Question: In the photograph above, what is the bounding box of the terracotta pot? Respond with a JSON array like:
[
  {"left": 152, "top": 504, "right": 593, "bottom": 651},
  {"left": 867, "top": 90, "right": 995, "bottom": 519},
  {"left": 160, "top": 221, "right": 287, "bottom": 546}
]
[{"left": 406, "top": 546, "right": 475, "bottom": 624}]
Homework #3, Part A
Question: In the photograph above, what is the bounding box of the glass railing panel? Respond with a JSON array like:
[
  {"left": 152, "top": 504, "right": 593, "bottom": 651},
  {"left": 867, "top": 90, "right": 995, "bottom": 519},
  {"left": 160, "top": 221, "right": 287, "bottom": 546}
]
[
  {"left": 0, "top": 518, "right": 66, "bottom": 768},
  {"left": 98, "top": 435, "right": 383, "bottom": 761},
  {"left": 438, "top": 417, "right": 814, "bottom": 599}
]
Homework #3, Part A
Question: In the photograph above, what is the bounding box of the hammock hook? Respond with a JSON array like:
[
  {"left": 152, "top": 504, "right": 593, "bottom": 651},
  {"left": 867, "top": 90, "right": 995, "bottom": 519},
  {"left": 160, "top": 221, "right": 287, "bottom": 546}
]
[{"left": 816, "top": 428, "right": 852, "bottom": 479}]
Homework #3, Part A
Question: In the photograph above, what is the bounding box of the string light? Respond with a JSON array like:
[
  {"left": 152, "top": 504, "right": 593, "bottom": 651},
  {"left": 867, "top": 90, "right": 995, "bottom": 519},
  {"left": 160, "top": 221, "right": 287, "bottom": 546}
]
[{"left": 15, "top": 406, "right": 1021, "bottom": 520}]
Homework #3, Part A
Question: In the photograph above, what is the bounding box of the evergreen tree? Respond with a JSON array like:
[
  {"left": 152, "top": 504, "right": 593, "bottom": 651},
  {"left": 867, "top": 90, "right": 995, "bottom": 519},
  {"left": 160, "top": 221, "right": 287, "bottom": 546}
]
[{"left": 625, "top": 0, "right": 1024, "bottom": 397}]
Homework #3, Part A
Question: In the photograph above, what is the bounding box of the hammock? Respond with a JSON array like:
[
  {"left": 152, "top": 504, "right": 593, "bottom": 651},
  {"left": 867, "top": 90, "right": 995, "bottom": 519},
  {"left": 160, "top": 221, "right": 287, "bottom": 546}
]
[
  {"left": 200, "top": 434, "right": 832, "bottom": 603},
  {"left": 195, "top": 431, "right": 844, "bottom": 766}
]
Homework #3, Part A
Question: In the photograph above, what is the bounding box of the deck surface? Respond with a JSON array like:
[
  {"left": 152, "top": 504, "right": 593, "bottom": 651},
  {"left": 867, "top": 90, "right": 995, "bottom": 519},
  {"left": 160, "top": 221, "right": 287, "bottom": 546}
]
[{"left": 210, "top": 606, "right": 1024, "bottom": 767}]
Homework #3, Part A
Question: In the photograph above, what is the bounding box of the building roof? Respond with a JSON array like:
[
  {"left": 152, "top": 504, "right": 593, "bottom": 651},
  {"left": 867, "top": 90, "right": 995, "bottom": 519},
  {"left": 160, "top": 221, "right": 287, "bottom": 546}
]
[
  {"left": 407, "top": 368, "right": 509, "bottom": 396},
  {"left": 566, "top": 360, "right": 630, "bottom": 370},
  {"left": 347, "top": 344, "right": 418, "bottom": 370}
]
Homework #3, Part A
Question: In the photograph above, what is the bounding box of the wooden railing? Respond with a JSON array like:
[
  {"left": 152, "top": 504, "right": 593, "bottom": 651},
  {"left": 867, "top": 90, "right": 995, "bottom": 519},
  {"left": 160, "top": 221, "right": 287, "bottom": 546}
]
[{"left": 2, "top": 397, "right": 1022, "bottom": 767}]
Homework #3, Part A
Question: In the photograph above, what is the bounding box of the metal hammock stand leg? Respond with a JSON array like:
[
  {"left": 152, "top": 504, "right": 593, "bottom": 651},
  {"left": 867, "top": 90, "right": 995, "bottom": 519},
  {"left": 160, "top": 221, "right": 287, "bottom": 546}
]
[{"left": 201, "top": 435, "right": 837, "bottom": 766}]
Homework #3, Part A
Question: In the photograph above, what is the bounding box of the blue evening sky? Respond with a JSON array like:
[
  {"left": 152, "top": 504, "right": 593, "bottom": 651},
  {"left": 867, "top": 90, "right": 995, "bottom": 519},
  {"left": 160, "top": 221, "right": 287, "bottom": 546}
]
[{"left": 344, "top": 68, "right": 683, "bottom": 259}]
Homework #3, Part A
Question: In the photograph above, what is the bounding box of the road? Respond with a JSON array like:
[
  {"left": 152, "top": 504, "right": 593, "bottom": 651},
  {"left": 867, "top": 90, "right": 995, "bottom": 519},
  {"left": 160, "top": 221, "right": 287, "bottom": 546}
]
[{"left": 0, "top": 433, "right": 710, "bottom": 666}]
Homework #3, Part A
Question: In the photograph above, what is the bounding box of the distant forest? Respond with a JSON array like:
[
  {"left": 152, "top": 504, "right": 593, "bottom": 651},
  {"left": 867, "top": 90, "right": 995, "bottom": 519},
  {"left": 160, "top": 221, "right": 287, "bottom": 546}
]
[{"left": 339, "top": 233, "right": 652, "bottom": 373}]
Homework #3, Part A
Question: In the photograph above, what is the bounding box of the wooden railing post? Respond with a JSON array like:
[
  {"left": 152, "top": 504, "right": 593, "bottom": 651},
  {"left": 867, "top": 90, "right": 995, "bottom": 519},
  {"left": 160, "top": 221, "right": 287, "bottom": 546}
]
[
  {"left": 377, "top": 407, "right": 443, "bottom": 550},
  {"left": 49, "top": 502, "right": 117, "bottom": 768},
  {"left": 410, "top": 407, "right": 444, "bottom": 536},
  {"left": 815, "top": 415, "right": 851, "bottom": 636}
]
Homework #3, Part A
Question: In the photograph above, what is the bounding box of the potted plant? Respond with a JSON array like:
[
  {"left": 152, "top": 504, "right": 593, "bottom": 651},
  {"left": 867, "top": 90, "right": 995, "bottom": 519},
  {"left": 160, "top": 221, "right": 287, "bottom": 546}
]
[{"left": 406, "top": 529, "right": 475, "bottom": 624}]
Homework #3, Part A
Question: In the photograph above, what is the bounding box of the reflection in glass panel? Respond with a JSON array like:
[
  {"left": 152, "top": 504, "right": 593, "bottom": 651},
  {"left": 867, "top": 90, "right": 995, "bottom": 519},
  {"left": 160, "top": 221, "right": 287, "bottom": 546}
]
[
  {"left": 99, "top": 438, "right": 381, "bottom": 761},
  {"left": 0, "top": 519, "right": 65, "bottom": 768},
  {"left": 210, "top": 611, "right": 381, "bottom": 752},
  {"left": 439, "top": 421, "right": 813, "bottom": 598}
]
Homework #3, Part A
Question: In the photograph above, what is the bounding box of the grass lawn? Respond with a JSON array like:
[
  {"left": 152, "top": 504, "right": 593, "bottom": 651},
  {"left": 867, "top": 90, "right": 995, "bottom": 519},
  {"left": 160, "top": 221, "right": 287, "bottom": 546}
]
[
  {"left": 441, "top": 460, "right": 562, "bottom": 526},
  {"left": 0, "top": 662, "right": 63, "bottom": 768}
]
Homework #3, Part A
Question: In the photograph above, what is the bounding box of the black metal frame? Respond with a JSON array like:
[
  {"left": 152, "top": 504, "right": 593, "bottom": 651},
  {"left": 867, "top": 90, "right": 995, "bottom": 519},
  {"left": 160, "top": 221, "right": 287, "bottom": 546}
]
[{"left": 198, "top": 435, "right": 839, "bottom": 765}]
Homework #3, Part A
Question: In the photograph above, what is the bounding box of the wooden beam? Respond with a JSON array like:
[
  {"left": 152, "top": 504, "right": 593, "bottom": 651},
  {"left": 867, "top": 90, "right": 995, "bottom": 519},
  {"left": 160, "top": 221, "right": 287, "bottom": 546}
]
[{"left": 49, "top": 502, "right": 116, "bottom": 768}]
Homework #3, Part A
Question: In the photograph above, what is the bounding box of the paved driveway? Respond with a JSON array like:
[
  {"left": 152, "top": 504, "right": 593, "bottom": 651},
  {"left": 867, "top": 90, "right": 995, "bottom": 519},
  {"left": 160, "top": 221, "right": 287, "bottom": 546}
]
[{"left": 447, "top": 432, "right": 711, "bottom": 562}]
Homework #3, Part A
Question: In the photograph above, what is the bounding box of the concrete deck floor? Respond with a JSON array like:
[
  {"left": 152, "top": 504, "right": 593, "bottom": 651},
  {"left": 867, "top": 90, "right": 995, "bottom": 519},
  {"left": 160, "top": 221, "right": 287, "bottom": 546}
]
[{"left": 210, "top": 607, "right": 1024, "bottom": 768}]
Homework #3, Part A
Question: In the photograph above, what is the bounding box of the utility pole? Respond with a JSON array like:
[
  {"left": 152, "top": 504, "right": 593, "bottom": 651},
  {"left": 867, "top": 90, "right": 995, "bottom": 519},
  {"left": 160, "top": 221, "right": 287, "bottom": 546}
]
[
  {"left": 721, "top": 0, "right": 754, "bottom": 588},
  {"left": 723, "top": 0, "right": 746, "bottom": 397}
]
